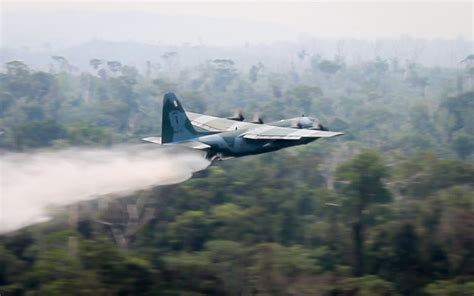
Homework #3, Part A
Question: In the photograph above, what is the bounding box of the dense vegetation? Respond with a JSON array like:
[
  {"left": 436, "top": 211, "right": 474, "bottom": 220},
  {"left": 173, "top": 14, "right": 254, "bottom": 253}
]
[{"left": 0, "top": 50, "right": 473, "bottom": 295}]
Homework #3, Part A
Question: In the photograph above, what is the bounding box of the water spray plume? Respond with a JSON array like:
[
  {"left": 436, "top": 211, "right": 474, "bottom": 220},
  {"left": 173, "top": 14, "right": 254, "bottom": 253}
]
[{"left": 0, "top": 145, "right": 210, "bottom": 233}]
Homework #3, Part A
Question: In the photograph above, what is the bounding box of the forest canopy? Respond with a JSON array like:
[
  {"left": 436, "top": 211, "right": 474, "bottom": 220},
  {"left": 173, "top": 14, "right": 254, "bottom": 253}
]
[{"left": 0, "top": 43, "right": 473, "bottom": 295}]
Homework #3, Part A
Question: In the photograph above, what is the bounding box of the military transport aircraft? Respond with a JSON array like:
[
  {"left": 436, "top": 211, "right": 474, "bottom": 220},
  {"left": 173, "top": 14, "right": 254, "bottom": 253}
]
[{"left": 143, "top": 93, "right": 343, "bottom": 161}]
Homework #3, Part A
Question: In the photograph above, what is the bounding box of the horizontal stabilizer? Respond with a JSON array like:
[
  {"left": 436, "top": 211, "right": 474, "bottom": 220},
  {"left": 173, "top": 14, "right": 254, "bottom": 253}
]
[
  {"left": 175, "top": 141, "right": 211, "bottom": 150},
  {"left": 142, "top": 137, "right": 162, "bottom": 144},
  {"left": 142, "top": 136, "right": 209, "bottom": 150}
]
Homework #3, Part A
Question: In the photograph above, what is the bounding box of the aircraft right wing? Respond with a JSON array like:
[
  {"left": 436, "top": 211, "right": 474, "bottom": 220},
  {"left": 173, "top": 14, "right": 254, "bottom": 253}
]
[
  {"left": 186, "top": 112, "right": 257, "bottom": 132},
  {"left": 242, "top": 125, "right": 343, "bottom": 140}
]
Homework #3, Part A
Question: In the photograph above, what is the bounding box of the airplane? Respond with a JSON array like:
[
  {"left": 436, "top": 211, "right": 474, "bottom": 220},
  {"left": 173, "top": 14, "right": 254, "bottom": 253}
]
[{"left": 142, "top": 93, "right": 343, "bottom": 161}]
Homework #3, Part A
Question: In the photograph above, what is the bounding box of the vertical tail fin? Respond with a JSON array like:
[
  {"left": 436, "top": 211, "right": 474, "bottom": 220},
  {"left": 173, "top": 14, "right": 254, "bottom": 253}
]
[{"left": 161, "top": 93, "right": 198, "bottom": 143}]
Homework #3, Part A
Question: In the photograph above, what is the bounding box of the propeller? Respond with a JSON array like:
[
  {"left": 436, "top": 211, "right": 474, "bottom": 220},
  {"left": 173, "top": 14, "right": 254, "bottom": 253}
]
[
  {"left": 318, "top": 123, "right": 329, "bottom": 131},
  {"left": 310, "top": 118, "right": 328, "bottom": 130},
  {"left": 227, "top": 109, "right": 244, "bottom": 121},
  {"left": 251, "top": 112, "right": 264, "bottom": 124},
  {"left": 291, "top": 118, "right": 302, "bottom": 129}
]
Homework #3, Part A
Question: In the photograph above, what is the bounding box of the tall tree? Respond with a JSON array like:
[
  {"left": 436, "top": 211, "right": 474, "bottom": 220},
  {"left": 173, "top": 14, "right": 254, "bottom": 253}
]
[{"left": 336, "top": 150, "right": 391, "bottom": 276}]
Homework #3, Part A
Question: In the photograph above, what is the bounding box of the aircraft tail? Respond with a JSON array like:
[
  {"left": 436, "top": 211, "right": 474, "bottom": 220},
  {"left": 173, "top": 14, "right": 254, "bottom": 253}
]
[{"left": 161, "top": 93, "right": 199, "bottom": 144}]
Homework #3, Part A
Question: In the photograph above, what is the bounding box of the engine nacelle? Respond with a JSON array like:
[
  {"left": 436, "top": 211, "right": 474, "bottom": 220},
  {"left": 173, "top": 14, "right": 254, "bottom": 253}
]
[
  {"left": 291, "top": 116, "right": 327, "bottom": 130},
  {"left": 227, "top": 110, "right": 244, "bottom": 121},
  {"left": 251, "top": 113, "right": 264, "bottom": 124}
]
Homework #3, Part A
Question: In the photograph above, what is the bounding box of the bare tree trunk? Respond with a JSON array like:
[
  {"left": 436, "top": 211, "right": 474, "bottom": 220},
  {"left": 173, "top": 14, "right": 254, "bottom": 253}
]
[
  {"left": 353, "top": 219, "right": 364, "bottom": 276},
  {"left": 353, "top": 201, "right": 365, "bottom": 276}
]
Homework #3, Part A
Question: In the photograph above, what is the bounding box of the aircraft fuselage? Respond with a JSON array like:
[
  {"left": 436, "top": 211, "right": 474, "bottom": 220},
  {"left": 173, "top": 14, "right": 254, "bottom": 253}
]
[{"left": 197, "top": 127, "right": 318, "bottom": 159}]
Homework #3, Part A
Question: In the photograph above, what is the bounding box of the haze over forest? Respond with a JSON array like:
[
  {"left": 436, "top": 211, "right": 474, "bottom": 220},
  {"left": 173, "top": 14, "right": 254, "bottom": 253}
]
[{"left": 1, "top": 1, "right": 473, "bottom": 71}]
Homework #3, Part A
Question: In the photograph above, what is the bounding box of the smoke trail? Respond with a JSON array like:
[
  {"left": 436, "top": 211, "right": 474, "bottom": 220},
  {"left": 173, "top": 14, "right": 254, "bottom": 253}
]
[{"left": 0, "top": 145, "right": 210, "bottom": 233}]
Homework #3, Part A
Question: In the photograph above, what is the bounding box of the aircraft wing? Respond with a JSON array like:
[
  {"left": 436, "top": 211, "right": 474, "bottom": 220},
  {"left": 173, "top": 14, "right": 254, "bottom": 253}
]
[
  {"left": 186, "top": 112, "right": 257, "bottom": 132},
  {"left": 242, "top": 125, "right": 344, "bottom": 140}
]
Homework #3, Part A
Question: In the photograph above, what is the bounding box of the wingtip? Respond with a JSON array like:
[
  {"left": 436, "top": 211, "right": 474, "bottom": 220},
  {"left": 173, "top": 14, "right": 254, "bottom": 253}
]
[{"left": 326, "top": 131, "right": 344, "bottom": 137}]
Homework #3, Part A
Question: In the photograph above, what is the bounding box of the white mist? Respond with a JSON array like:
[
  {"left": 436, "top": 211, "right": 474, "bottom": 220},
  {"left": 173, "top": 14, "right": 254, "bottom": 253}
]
[{"left": 0, "top": 145, "right": 210, "bottom": 233}]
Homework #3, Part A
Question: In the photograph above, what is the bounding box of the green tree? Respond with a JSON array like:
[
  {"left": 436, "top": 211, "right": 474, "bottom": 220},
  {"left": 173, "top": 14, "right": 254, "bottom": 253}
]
[
  {"left": 168, "top": 211, "right": 210, "bottom": 251},
  {"left": 336, "top": 150, "right": 391, "bottom": 276},
  {"left": 12, "top": 119, "right": 66, "bottom": 149},
  {"left": 424, "top": 278, "right": 474, "bottom": 296},
  {"left": 452, "top": 133, "right": 474, "bottom": 159},
  {"left": 392, "top": 224, "right": 423, "bottom": 294},
  {"left": 335, "top": 275, "right": 400, "bottom": 296}
]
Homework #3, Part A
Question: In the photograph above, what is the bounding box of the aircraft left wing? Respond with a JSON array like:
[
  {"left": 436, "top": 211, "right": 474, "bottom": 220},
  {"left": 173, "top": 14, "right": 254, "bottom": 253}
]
[
  {"left": 186, "top": 112, "right": 256, "bottom": 132},
  {"left": 242, "top": 125, "right": 343, "bottom": 140}
]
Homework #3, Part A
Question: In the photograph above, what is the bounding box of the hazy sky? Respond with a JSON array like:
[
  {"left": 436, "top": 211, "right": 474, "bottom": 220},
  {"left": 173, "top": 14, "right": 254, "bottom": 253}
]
[{"left": 1, "top": 1, "right": 472, "bottom": 48}]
